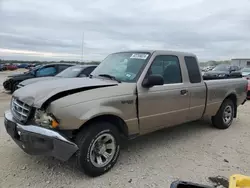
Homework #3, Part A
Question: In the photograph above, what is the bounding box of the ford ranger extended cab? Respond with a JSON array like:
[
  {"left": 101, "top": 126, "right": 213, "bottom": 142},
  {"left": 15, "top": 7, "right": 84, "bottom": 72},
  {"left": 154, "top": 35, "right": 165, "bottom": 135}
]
[{"left": 4, "top": 50, "right": 247, "bottom": 177}]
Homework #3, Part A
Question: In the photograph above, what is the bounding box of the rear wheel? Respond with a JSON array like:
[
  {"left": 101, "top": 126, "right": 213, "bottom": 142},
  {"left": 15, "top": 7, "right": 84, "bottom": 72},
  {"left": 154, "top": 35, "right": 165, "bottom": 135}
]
[
  {"left": 212, "top": 99, "right": 234, "bottom": 129},
  {"left": 75, "top": 122, "right": 120, "bottom": 177}
]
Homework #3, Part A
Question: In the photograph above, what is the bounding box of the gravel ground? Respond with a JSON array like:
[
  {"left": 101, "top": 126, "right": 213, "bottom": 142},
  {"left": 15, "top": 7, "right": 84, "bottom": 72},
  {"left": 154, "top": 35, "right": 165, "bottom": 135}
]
[{"left": 0, "top": 71, "right": 250, "bottom": 188}]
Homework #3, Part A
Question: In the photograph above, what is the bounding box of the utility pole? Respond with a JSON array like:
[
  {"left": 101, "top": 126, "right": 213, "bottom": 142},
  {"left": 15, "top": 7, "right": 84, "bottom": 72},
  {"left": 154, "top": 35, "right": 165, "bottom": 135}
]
[{"left": 81, "top": 32, "right": 84, "bottom": 63}]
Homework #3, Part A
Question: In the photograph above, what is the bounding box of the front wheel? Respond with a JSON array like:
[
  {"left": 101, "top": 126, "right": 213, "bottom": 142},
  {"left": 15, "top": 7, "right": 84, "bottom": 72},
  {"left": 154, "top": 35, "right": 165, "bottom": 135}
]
[
  {"left": 212, "top": 99, "right": 234, "bottom": 129},
  {"left": 75, "top": 122, "right": 121, "bottom": 177}
]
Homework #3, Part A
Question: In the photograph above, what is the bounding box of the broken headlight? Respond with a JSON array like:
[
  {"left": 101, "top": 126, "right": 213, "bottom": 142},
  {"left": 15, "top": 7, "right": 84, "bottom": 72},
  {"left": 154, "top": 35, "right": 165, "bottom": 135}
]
[{"left": 34, "top": 110, "right": 59, "bottom": 128}]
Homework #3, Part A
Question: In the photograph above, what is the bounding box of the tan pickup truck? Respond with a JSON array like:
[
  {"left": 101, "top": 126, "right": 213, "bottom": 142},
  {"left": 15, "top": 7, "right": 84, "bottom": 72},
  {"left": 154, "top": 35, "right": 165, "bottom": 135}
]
[{"left": 4, "top": 50, "right": 247, "bottom": 177}]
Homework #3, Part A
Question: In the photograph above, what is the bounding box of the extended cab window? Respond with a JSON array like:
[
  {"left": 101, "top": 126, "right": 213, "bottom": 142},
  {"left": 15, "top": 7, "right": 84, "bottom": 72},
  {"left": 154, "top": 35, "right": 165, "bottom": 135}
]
[
  {"left": 36, "top": 67, "right": 56, "bottom": 77},
  {"left": 184, "top": 56, "right": 201, "bottom": 83},
  {"left": 148, "top": 55, "right": 182, "bottom": 84}
]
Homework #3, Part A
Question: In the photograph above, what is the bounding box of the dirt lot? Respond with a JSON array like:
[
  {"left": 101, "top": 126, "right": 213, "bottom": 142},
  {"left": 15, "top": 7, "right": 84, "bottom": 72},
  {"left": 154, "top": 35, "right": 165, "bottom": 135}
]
[{"left": 0, "top": 71, "right": 250, "bottom": 188}]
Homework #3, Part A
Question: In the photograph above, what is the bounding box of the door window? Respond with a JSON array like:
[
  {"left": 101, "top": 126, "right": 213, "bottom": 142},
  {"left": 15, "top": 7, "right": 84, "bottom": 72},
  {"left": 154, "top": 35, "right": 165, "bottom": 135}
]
[
  {"left": 148, "top": 55, "right": 182, "bottom": 84},
  {"left": 36, "top": 67, "right": 56, "bottom": 77}
]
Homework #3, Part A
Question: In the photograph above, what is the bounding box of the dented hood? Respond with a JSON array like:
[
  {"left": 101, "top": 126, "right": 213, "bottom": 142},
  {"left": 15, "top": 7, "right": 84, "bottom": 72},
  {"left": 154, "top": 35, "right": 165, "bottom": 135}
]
[{"left": 13, "top": 77, "right": 117, "bottom": 108}]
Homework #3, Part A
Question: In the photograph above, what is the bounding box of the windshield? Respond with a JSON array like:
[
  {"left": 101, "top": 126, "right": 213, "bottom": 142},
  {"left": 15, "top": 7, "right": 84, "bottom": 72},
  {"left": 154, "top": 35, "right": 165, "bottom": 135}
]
[
  {"left": 91, "top": 52, "right": 150, "bottom": 82},
  {"left": 56, "top": 66, "right": 83, "bottom": 78},
  {"left": 212, "top": 64, "right": 229, "bottom": 71},
  {"left": 241, "top": 67, "right": 250, "bottom": 72}
]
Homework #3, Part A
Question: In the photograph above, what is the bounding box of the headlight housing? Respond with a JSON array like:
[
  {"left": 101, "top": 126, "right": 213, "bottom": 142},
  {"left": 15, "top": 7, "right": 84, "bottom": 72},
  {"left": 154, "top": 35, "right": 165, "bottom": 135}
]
[{"left": 34, "top": 110, "right": 59, "bottom": 128}]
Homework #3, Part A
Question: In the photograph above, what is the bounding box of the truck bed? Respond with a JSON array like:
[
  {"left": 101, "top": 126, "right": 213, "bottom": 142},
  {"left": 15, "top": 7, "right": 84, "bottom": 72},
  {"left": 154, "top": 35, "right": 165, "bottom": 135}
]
[{"left": 203, "top": 78, "right": 247, "bottom": 117}]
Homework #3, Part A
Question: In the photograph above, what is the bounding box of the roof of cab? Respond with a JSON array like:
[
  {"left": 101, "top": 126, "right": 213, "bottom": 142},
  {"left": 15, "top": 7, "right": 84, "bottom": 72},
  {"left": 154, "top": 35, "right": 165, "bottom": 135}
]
[{"left": 114, "top": 50, "right": 196, "bottom": 57}]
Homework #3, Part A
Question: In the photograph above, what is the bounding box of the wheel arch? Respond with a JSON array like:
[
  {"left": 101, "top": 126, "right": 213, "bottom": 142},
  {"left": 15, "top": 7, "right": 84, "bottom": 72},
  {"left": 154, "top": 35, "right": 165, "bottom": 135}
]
[{"left": 75, "top": 114, "right": 129, "bottom": 138}]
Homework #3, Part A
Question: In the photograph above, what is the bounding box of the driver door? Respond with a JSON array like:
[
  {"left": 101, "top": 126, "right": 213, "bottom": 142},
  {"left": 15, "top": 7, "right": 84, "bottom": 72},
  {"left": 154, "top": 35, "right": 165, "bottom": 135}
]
[{"left": 137, "top": 54, "right": 189, "bottom": 134}]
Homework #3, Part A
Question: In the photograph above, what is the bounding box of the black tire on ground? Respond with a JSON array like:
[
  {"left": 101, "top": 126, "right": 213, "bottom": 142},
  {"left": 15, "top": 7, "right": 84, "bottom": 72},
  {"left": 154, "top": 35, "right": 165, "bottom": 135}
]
[
  {"left": 212, "top": 99, "right": 235, "bottom": 129},
  {"left": 75, "top": 122, "right": 121, "bottom": 177}
]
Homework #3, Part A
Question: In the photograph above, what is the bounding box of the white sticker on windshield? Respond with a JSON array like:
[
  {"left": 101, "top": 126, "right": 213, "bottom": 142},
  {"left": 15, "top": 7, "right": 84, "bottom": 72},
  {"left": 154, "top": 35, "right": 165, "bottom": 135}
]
[
  {"left": 130, "top": 53, "right": 149, "bottom": 60},
  {"left": 72, "top": 68, "right": 81, "bottom": 71}
]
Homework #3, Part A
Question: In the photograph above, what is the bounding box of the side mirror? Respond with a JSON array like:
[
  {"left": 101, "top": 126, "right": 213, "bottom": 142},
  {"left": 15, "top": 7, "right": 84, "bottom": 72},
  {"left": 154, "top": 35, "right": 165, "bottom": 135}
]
[{"left": 142, "top": 75, "right": 164, "bottom": 88}]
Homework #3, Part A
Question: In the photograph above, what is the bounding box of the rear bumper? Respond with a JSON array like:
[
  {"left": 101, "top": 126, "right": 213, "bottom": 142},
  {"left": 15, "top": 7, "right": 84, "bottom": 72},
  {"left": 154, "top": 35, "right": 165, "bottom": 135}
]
[{"left": 4, "top": 110, "right": 78, "bottom": 161}]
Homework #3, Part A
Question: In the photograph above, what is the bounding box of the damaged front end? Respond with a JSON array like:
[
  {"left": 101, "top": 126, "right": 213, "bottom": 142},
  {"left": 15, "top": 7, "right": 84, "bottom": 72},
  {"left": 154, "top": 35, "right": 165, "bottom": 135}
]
[
  {"left": 5, "top": 77, "right": 118, "bottom": 160},
  {"left": 5, "top": 97, "right": 78, "bottom": 161},
  {"left": 4, "top": 110, "right": 78, "bottom": 161}
]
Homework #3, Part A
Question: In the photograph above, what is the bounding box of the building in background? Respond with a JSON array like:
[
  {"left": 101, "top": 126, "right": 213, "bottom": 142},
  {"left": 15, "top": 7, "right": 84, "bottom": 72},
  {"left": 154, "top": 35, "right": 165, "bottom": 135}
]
[{"left": 231, "top": 58, "right": 250, "bottom": 68}]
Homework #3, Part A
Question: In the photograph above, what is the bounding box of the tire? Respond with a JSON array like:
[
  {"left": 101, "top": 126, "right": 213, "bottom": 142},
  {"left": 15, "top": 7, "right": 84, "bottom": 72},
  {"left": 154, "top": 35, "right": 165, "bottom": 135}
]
[
  {"left": 75, "top": 122, "right": 121, "bottom": 177},
  {"left": 212, "top": 99, "right": 234, "bottom": 129}
]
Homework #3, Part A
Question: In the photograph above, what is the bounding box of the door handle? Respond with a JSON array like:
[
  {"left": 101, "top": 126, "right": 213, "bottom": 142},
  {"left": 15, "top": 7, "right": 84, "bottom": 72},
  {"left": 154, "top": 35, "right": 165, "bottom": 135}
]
[{"left": 180, "top": 89, "right": 188, "bottom": 95}]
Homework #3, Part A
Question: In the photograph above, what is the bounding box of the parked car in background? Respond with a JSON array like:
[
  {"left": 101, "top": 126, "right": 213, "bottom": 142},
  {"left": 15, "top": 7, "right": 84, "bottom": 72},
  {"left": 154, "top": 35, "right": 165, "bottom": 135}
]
[
  {"left": 4, "top": 50, "right": 247, "bottom": 177},
  {"left": 241, "top": 67, "right": 250, "bottom": 78},
  {"left": 26, "top": 63, "right": 37, "bottom": 69},
  {"left": 17, "top": 63, "right": 29, "bottom": 69},
  {"left": 1, "top": 64, "right": 7, "bottom": 71},
  {"left": 28, "top": 64, "right": 42, "bottom": 70},
  {"left": 26, "top": 64, "right": 42, "bottom": 71},
  {"left": 0, "top": 64, "right": 4, "bottom": 71},
  {"left": 201, "top": 66, "right": 215, "bottom": 72},
  {"left": 3, "top": 63, "right": 74, "bottom": 93},
  {"left": 6, "top": 64, "right": 18, "bottom": 71},
  {"left": 203, "top": 64, "right": 241, "bottom": 80},
  {"left": 241, "top": 67, "right": 250, "bottom": 99},
  {"left": 17, "top": 65, "right": 97, "bottom": 89}
]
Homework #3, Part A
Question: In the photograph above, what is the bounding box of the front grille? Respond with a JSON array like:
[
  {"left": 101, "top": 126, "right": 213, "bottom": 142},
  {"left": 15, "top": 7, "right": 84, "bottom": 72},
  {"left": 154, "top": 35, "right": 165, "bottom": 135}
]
[
  {"left": 11, "top": 98, "right": 32, "bottom": 123},
  {"left": 247, "top": 91, "right": 250, "bottom": 97}
]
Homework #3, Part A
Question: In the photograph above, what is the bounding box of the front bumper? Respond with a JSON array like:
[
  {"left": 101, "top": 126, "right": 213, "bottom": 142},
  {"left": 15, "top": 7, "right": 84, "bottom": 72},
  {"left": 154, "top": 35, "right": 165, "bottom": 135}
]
[{"left": 4, "top": 110, "right": 78, "bottom": 161}]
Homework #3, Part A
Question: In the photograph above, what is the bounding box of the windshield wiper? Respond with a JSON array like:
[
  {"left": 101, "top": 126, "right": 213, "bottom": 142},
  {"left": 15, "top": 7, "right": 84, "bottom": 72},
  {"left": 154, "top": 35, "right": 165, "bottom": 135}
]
[{"left": 98, "top": 74, "right": 121, "bottom": 83}]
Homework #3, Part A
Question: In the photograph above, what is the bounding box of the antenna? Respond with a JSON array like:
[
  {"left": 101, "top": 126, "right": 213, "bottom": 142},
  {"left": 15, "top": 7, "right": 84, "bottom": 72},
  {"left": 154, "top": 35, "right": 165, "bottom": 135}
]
[{"left": 81, "top": 32, "right": 84, "bottom": 63}]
